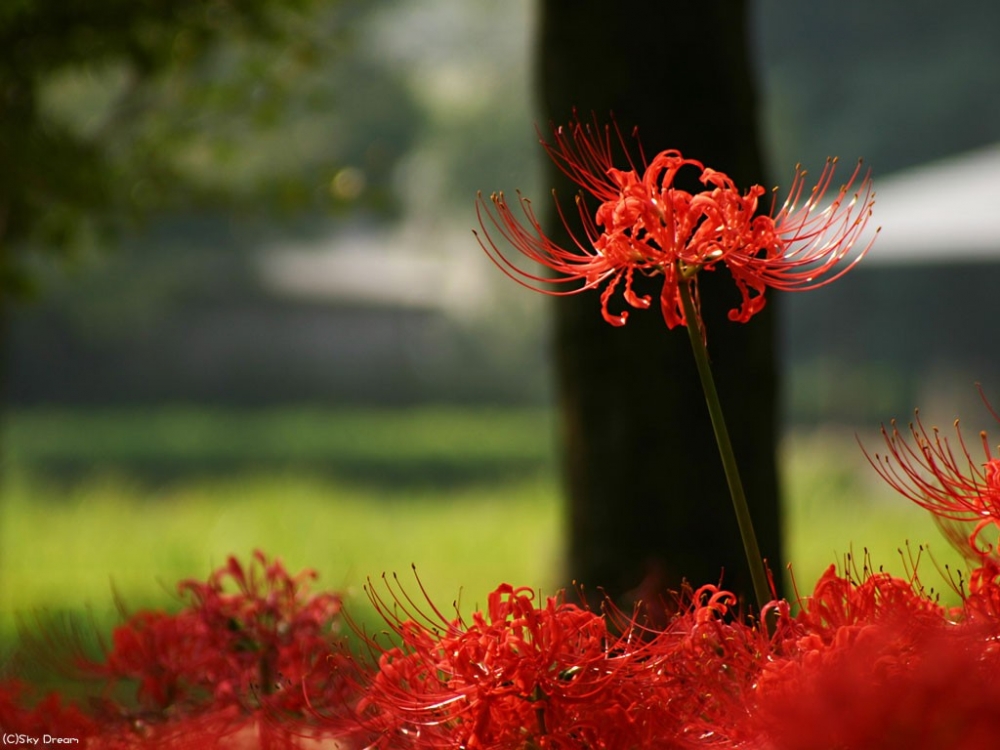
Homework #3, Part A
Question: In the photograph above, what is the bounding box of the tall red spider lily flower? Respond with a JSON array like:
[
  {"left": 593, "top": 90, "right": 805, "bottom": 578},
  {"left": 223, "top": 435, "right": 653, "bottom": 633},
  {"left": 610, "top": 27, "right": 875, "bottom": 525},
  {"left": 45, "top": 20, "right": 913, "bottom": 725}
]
[
  {"left": 866, "top": 411, "right": 1000, "bottom": 558},
  {"left": 475, "top": 115, "right": 876, "bottom": 330}
]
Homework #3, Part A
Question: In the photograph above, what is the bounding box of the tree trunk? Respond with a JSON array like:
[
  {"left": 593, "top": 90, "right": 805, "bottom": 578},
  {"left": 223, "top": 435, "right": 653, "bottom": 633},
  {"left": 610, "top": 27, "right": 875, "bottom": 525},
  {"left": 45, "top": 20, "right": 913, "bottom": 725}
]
[{"left": 537, "top": 0, "right": 782, "bottom": 609}]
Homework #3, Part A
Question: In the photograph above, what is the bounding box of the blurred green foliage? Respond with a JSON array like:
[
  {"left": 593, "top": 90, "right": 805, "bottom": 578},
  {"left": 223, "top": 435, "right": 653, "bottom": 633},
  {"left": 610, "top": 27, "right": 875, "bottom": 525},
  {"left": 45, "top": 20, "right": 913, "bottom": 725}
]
[
  {"left": 4, "top": 406, "right": 556, "bottom": 484},
  {"left": 0, "top": 0, "right": 424, "bottom": 297}
]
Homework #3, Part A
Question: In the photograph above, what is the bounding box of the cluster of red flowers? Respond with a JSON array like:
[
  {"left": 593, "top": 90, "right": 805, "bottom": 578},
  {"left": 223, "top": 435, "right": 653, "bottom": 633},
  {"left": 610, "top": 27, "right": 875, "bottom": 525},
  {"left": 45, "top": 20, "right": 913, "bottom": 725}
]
[
  {"left": 1, "top": 551, "right": 347, "bottom": 747},
  {"left": 475, "top": 115, "right": 876, "bottom": 330},
  {"left": 342, "top": 576, "right": 790, "bottom": 749},
  {"left": 752, "top": 562, "right": 1000, "bottom": 749},
  {"left": 337, "top": 535, "right": 1000, "bottom": 749},
  {"left": 5, "top": 485, "right": 1000, "bottom": 749}
]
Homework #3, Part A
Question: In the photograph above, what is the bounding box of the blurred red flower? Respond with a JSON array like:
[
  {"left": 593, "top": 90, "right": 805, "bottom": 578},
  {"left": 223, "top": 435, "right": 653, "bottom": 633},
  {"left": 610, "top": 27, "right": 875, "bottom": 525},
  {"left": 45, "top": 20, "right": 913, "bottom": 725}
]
[
  {"left": 88, "top": 550, "right": 344, "bottom": 722},
  {"left": 752, "top": 564, "right": 1000, "bottom": 750},
  {"left": 0, "top": 681, "right": 97, "bottom": 739},
  {"left": 868, "top": 410, "right": 1000, "bottom": 559},
  {"left": 3, "top": 551, "right": 350, "bottom": 746}
]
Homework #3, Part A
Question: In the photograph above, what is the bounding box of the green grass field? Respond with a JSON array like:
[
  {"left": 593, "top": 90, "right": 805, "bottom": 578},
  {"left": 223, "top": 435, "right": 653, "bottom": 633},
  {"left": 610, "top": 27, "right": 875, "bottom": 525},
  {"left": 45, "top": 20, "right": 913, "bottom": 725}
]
[
  {"left": 780, "top": 426, "right": 968, "bottom": 598},
  {"left": 0, "top": 407, "right": 970, "bottom": 649}
]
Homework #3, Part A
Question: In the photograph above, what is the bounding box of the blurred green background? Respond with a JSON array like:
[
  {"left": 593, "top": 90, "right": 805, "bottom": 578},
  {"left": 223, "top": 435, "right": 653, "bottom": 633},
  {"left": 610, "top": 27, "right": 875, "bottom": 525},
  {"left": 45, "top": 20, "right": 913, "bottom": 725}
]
[
  {"left": 4, "top": 0, "right": 999, "bottom": 652},
  {"left": 0, "top": 408, "right": 972, "bottom": 643}
]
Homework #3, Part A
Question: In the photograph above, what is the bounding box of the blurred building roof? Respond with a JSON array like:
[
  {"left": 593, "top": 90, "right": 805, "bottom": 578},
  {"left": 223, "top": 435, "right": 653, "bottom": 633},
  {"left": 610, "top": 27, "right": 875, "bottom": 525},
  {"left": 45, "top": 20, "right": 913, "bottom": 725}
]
[
  {"left": 864, "top": 143, "right": 1000, "bottom": 264},
  {"left": 257, "top": 222, "right": 496, "bottom": 316}
]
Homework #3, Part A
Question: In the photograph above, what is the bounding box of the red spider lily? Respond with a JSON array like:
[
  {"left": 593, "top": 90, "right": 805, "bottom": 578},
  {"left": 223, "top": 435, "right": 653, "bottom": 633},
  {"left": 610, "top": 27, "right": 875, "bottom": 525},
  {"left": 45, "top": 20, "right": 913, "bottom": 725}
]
[
  {"left": 87, "top": 551, "right": 345, "bottom": 723},
  {"left": 171, "top": 550, "right": 347, "bottom": 717},
  {"left": 754, "top": 617, "right": 1000, "bottom": 750},
  {"left": 625, "top": 584, "right": 791, "bottom": 748},
  {"left": 475, "top": 115, "right": 875, "bottom": 330},
  {"left": 866, "top": 411, "right": 1000, "bottom": 558},
  {"left": 344, "top": 575, "right": 787, "bottom": 750},
  {"left": 3, "top": 551, "right": 349, "bottom": 746},
  {"left": 751, "top": 563, "right": 1000, "bottom": 750},
  {"left": 0, "top": 681, "right": 98, "bottom": 738},
  {"left": 789, "top": 564, "right": 946, "bottom": 645},
  {"left": 963, "top": 560, "right": 1000, "bottom": 622},
  {"left": 350, "top": 578, "right": 661, "bottom": 749}
]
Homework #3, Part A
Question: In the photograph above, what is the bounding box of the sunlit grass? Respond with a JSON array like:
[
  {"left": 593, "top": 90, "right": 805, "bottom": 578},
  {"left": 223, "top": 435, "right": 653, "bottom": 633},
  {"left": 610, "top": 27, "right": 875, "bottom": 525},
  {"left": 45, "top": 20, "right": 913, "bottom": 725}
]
[
  {"left": 0, "top": 407, "right": 974, "bottom": 648},
  {"left": 0, "top": 468, "right": 563, "bottom": 641},
  {"left": 781, "top": 427, "right": 968, "bottom": 601}
]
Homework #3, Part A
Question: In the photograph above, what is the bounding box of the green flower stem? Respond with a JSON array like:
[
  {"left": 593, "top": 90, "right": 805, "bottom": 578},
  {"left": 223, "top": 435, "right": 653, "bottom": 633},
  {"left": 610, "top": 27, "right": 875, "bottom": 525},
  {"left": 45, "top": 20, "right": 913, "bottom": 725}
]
[{"left": 676, "top": 267, "right": 771, "bottom": 614}]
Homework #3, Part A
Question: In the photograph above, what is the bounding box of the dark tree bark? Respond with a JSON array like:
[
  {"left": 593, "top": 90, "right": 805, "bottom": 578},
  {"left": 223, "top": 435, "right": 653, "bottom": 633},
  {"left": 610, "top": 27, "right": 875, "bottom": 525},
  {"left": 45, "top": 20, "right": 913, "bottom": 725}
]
[{"left": 537, "top": 1, "right": 782, "bottom": 609}]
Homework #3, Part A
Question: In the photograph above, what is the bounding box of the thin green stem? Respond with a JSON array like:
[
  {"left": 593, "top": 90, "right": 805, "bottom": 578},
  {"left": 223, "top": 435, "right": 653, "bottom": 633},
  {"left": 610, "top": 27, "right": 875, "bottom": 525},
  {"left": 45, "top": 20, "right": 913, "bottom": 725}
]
[{"left": 676, "top": 267, "right": 771, "bottom": 613}]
